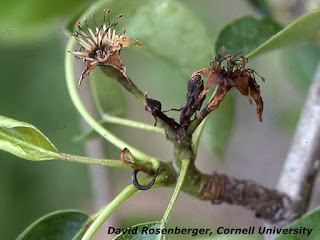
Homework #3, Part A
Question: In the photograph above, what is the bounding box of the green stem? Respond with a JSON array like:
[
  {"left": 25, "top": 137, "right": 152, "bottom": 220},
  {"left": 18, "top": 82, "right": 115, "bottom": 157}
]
[
  {"left": 82, "top": 176, "right": 163, "bottom": 240},
  {"left": 65, "top": 38, "right": 152, "bottom": 162},
  {"left": 60, "top": 153, "right": 130, "bottom": 169},
  {"left": 161, "top": 159, "right": 190, "bottom": 224},
  {"left": 102, "top": 114, "right": 166, "bottom": 136},
  {"left": 192, "top": 117, "right": 208, "bottom": 156},
  {"left": 100, "top": 66, "right": 146, "bottom": 104}
]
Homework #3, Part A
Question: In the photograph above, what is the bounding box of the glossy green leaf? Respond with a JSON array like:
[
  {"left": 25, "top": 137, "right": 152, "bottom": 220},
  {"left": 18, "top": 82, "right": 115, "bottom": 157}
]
[
  {"left": 90, "top": 68, "right": 127, "bottom": 117},
  {"left": 247, "top": 10, "right": 320, "bottom": 58},
  {"left": 114, "top": 221, "right": 164, "bottom": 240},
  {"left": 215, "top": 16, "right": 283, "bottom": 56},
  {"left": 0, "top": 115, "right": 60, "bottom": 160},
  {"left": 203, "top": 93, "right": 235, "bottom": 161},
  {"left": 275, "top": 206, "right": 320, "bottom": 240},
  {"left": 68, "top": 0, "right": 213, "bottom": 77},
  {"left": 17, "top": 210, "right": 89, "bottom": 240}
]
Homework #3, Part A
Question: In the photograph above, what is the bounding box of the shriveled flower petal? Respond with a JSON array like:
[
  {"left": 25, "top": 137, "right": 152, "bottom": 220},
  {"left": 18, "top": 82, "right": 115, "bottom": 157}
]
[
  {"left": 194, "top": 54, "right": 265, "bottom": 122},
  {"left": 69, "top": 10, "right": 143, "bottom": 88},
  {"left": 118, "top": 36, "right": 144, "bottom": 48}
]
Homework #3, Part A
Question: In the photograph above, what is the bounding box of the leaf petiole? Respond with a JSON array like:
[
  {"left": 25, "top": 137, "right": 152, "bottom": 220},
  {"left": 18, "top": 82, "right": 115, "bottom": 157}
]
[
  {"left": 102, "top": 114, "right": 166, "bottom": 136},
  {"left": 60, "top": 153, "right": 130, "bottom": 169}
]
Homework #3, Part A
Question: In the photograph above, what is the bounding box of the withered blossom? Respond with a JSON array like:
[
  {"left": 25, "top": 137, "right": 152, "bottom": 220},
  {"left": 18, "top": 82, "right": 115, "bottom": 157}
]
[
  {"left": 193, "top": 54, "right": 265, "bottom": 122},
  {"left": 69, "top": 9, "right": 143, "bottom": 88}
]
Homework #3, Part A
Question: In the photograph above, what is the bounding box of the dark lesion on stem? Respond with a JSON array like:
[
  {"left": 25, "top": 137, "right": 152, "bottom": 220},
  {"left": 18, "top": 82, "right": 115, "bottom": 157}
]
[
  {"left": 99, "top": 45, "right": 292, "bottom": 223},
  {"left": 144, "top": 93, "right": 180, "bottom": 130},
  {"left": 196, "top": 172, "right": 293, "bottom": 223},
  {"left": 142, "top": 52, "right": 292, "bottom": 223},
  {"left": 143, "top": 74, "right": 206, "bottom": 144}
]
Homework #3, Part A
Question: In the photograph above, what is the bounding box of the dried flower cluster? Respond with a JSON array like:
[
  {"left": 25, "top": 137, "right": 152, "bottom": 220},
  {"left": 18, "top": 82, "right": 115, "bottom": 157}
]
[
  {"left": 193, "top": 53, "right": 265, "bottom": 122},
  {"left": 69, "top": 10, "right": 143, "bottom": 88}
]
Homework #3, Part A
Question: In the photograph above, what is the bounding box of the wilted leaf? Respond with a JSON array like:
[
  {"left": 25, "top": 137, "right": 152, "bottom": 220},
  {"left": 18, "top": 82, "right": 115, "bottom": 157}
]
[
  {"left": 16, "top": 210, "right": 89, "bottom": 240},
  {"left": 275, "top": 206, "right": 320, "bottom": 240},
  {"left": 0, "top": 115, "right": 60, "bottom": 160},
  {"left": 215, "top": 16, "right": 282, "bottom": 56},
  {"left": 114, "top": 221, "right": 164, "bottom": 240}
]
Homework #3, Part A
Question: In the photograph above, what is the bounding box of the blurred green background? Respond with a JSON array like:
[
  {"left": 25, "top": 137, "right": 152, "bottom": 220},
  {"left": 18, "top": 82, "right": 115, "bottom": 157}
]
[{"left": 1, "top": 0, "right": 319, "bottom": 239}]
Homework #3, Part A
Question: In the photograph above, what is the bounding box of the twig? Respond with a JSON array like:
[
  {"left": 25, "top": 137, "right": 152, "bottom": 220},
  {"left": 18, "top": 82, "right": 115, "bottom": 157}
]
[
  {"left": 194, "top": 172, "right": 290, "bottom": 222},
  {"left": 264, "top": 62, "right": 320, "bottom": 239}
]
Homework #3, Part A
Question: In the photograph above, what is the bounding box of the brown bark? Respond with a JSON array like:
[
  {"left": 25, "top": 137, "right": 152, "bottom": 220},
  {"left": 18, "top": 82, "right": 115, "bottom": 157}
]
[{"left": 196, "top": 172, "right": 292, "bottom": 223}]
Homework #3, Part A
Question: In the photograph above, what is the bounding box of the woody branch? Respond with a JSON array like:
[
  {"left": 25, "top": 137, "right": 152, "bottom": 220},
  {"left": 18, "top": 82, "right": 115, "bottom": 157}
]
[{"left": 264, "top": 61, "right": 320, "bottom": 239}]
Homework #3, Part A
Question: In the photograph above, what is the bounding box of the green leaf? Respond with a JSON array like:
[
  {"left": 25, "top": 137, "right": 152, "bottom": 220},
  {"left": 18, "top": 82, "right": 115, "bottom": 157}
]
[
  {"left": 247, "top": 10, "right": 320, "bottom": 58},
  {"left": 17, "top": 210, "right": 89, "bottom": 240},
  {"left": 114, "top": 221, "right": 164, "bottom": 240},
  {"left": 0, "top": 115, "right": 60, "bottom": 160},
  {"left": 203, "top": 93, "right": 235, "bottom": 161},
  {"left": 215, "top": 16, "right": 283, "bottom": 56},
  {"left": 69, "top": 0, "right": 213, "bottom": 77},
  {"left": 90, "top": 68, "right": 127, "bottom": 117},
  {"left": 215, "top": 10, "right": 320, "bottom": 59},
  {"left": 275, "top": 206, "right": 320, "bottom": 240},
  {"left": 0, "top": 0, "right": 88, "bottom": 46},
  {"left": 0, "top": 0, "right": 89, "bottom": 45}
]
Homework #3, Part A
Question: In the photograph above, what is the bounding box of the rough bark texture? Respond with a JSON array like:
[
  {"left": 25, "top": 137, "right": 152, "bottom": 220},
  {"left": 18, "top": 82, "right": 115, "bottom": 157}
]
[{"left": 196, "top": 172, "right": 291, "bottom": 223}]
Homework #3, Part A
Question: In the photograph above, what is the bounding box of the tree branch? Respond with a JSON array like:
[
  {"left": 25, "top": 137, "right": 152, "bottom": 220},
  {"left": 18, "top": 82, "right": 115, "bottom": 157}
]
[
  {"left": 191, "top": 171, "right": 291, "bottom": 222},
  {"left": 264, "top": 61, "right": 320, "bottom": 239}
]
